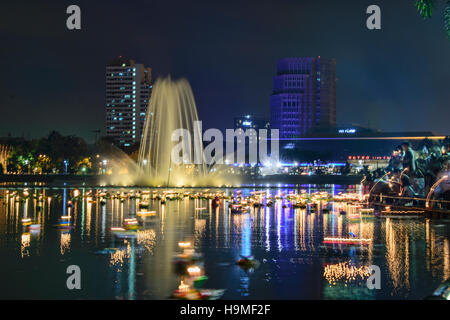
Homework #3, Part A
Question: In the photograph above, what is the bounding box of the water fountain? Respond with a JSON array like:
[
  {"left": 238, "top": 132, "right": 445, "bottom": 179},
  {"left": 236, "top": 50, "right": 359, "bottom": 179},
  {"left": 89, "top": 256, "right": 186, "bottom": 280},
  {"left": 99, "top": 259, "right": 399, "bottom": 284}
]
[{"left": 136, "top": 77, "right": 237, "bottom": 187}]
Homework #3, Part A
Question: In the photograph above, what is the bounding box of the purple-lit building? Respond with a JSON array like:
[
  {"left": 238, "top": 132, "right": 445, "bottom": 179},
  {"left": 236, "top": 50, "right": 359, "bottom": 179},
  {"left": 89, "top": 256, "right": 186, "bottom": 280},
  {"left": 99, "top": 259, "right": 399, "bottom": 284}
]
[{"left": 270, "top": 57, "right": 336, "bottom": 138}]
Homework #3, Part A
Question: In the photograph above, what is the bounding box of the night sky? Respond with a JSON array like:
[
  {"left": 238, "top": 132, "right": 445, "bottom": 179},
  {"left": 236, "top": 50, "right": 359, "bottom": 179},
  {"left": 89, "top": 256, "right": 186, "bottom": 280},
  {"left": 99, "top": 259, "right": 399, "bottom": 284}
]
[{"left": 1, "top": 0, "right": 449, "bottom": 142}]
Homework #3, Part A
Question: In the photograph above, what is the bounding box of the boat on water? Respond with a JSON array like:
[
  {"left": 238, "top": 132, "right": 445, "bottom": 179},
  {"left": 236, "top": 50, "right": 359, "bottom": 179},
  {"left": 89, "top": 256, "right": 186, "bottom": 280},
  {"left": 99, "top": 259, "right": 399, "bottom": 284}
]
[
  {"left": 27, "top": 224, "right": 41, "bottom": 231},
  {"left": 172, "top": 281, "right": 225, "bottom": 300},
  {"left": 173, "top": 248, "right": 203, "bottom": 264},
  {"left": 236, "top": 256, "right": 260, "bottom": 270},
  {"left": 111, "top": 227, "right": 137, "bottom": 239},
  {"left": 424, "top": 280, "right": 450, "bottom": 300},
  {"left": 123, "top": 218, "right": 141, "bottom": 230},
  {"left": 139, "top": 201, "right": 150, "bottom": 209},
  {"left": 54, "top": 216, "right": 74, "bottom": 229},
  {"left": 55, "top": 224, "right": 74, "bottom": 230},
  {"left": 21, "top": 218, "right": 32, "bottom": 226},
  {"left": 323, "top": 237, "right": 372, "bottom": 245},
  {"left": 136, "top": 210, "right": 156, "bottom": 217},
  {"left": 229, "top": 204, "right": 249, "bottom": 214},
  {"left": 371, "top": 201, "right": 449, "bottom": 219}
]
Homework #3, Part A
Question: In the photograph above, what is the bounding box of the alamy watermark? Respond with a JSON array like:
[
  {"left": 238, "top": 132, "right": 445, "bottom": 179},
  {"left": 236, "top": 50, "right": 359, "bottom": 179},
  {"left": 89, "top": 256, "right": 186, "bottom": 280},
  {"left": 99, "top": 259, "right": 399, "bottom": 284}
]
[
  {"left": 366, "top": 5, "right": 381, "bottom": 30},
  {"left": 366, "top": 265, "right": 381, "bottom": 289},
  {"left": 66, "top": 265, "right": 81, "bottom": 290},
  {"left": 66, "top": 5, "right": 81, "bottom": 30},
  {"left": 170, "top": 121, "right": 279, "bottom": 166}
]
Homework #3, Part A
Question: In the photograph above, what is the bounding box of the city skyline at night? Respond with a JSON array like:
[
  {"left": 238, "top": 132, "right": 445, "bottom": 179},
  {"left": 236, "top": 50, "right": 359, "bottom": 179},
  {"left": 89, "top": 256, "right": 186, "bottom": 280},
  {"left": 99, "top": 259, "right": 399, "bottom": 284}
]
[
  {"left": 1, "top": 0, "right": 449, "bottom": 142},
  {"left": 0, "top": 0, "right": 449, "bottom": 307}
]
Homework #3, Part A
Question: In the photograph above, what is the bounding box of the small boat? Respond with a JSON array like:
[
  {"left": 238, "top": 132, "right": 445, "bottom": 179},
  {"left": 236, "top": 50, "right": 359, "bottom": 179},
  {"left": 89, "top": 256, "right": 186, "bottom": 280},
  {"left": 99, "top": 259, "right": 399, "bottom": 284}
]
[
  {"left": 230, "top": 204, "right": 249, "bottom": 214},
  {"left": 139, "top": 201, "right": 150, "bottom": 209},
  {"left": 172, "top": 286, "right": 225, "bottom": 300},
  {"left": 111, "top": 227, "right": 137, "bottom": 238},
  {"left": 113, "top": 231, "right": 137, "bottom": 239},
  {"left": 27, "top": 224, "right": 41, "bottom": 230},
  {"left": 323, "top": 237, "right": 372, "bottom": 245},
  {"left": 21, "top": 218, "right": 32, "bottom": 226},
  {"left": 55, "top": 216, "right": 74, "bottom": 229},
  {"left": 191, "top": 275, "right": 208, "bottom": 288},
  {"left": 178, "top": 241, "right": 192, "bottom": 248},
  {"left": 424, "top": 280, "right": 450, "bottom": 300},
  {"left": 123, "top": 218, "right": 141, "bottom": 230},
  {"left": 173, "top": 249, "right": 203, "bottom": 264},
  {"left": 347, "top": 214, "right": 361, "bottom": 221},
  {"left": 136, "top": 210, "right": 156, "bottom": 217},
  {"left": 292, "top": 203, "right": 307, "bottom": 209},
  {"left": 55, "top": 223, "right": 74, "bottom": 230},
  {"left": 360, "top": 208, "right": 375, "bottom": 214},
  {"left": 236, "top": 256, "right": 260, "bottom": 270}
]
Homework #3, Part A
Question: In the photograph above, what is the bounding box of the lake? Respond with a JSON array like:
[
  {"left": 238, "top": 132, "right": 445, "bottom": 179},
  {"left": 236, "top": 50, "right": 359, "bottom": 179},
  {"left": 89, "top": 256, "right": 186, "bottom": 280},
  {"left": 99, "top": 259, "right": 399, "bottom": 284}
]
[{"left": 0, "top": 185, "right": 448, "bottom": 299}]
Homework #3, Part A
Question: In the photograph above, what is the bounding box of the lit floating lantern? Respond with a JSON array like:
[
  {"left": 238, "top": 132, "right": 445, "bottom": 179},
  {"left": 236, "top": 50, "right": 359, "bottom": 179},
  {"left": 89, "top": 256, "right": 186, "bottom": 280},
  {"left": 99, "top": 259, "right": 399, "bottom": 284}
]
[
  {"left": 136, "top": 210, "right": 156, "bottom": 217},
  {"left": 178, "top": 281, "right": 190, "bottom": 292},
  {"left": 178, "top": 241, "right": 191, "bottom": 248},
  {"left": 21, "top": 218, "right": 32, "bottom": 226},
  {"left": 187, "top": 265, "right": 202, "bottom": 277},
  {"left": 111, "top": 227, "right": 126, "bottom": 232},
  {"left": 323, "top": 237, "right": 372, "bottom": 245}
]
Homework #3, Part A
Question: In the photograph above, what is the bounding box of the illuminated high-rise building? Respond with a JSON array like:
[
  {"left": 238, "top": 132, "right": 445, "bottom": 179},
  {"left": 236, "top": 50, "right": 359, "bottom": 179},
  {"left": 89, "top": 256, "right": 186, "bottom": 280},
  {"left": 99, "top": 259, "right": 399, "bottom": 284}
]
[
  {"left": 270, "top": 57, "right": 336, "bottom": 138},
  {"left": 105, "top": 56, "right": 152, "bottom": 147}
]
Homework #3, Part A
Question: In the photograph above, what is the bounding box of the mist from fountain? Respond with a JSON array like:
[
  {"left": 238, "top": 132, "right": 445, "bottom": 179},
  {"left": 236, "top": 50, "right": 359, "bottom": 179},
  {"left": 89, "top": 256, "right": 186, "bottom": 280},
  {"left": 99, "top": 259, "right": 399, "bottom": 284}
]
[{"left": 98, "top": 145, "right": 141, "bottom": 186}]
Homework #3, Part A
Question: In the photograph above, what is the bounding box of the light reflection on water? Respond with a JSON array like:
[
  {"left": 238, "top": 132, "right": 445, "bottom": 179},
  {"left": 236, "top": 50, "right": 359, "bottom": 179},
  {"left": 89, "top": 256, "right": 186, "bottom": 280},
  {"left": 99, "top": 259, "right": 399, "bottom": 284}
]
[{"left": 0, "top": 186, "right": 448, "bottom": 299}]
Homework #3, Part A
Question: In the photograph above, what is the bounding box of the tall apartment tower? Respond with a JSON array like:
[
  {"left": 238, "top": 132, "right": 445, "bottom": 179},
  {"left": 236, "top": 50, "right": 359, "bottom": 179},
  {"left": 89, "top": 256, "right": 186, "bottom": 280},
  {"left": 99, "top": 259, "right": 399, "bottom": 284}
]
[
  {"left": 105, "top": 56, "right": 152, "bottom": 147},
  {"left": 270, "top": 57, "right": 336, "bottom": 138}
]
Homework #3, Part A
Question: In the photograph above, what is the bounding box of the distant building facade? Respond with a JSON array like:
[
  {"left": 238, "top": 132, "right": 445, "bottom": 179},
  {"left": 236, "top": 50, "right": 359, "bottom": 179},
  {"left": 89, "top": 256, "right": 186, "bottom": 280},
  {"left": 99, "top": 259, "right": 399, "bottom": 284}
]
[
  {"left": 234, "top": 115, "right": 270, "bottom": 144},
  {"left": 270, "top": 57, "right": 336, "bottom": 138},
  {"left": 105, "top": 57, "right": 152, "bottom": 147},
  {"left": 279, "top": 131, "right": 443, "bottom": 162}
]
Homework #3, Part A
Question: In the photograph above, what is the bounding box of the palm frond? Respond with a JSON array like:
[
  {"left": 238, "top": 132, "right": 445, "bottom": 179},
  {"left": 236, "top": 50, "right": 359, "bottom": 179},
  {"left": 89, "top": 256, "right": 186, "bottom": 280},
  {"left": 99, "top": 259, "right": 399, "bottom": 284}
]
[
  {"left": 415, "top": 0, "right": 434, "bottom": 18},
  {"left": 444, "top": 1, "right": 450, "bottom": 38}
]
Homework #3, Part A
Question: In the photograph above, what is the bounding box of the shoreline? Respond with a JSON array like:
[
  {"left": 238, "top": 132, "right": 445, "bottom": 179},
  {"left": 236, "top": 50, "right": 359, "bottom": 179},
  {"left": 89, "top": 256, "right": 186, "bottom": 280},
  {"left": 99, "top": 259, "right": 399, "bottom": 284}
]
[{"left": 0, "top": 173, "right": 364, "bottom": 187}]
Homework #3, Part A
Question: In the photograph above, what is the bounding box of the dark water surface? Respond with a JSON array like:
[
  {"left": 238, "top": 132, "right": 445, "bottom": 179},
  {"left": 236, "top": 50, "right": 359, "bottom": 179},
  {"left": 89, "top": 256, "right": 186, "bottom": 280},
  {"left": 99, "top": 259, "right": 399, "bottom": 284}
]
[{"left": 0, "top": 186, "right": 448, "bottom": 299}]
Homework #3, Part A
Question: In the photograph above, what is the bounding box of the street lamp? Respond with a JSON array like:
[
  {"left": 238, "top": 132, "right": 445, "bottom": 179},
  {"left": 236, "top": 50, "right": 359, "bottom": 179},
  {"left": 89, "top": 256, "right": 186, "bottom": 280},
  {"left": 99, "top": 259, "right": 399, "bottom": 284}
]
[
  {"left": 102, "top": 159, "right": 108, "bottom": 174},
  {"left": 24, "top": 159, "right": 29, "bottom": 174},
  {"left": 63, "top": 160, "right": 68, "bottom": 174}
]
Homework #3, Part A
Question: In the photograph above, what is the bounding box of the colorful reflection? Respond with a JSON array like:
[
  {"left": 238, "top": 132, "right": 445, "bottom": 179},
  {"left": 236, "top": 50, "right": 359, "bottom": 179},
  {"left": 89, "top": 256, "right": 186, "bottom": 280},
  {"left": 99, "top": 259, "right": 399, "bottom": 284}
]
[{"left": 0, "top": 186, "right": 448, "bottom": 299}]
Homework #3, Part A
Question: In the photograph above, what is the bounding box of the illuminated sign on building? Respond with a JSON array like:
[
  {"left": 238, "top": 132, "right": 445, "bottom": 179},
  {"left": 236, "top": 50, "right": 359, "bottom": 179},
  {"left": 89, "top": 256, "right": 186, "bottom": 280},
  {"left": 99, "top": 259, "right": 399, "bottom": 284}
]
[{"left": 338, "top": 128, "right": 356, "bottom": 134}]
